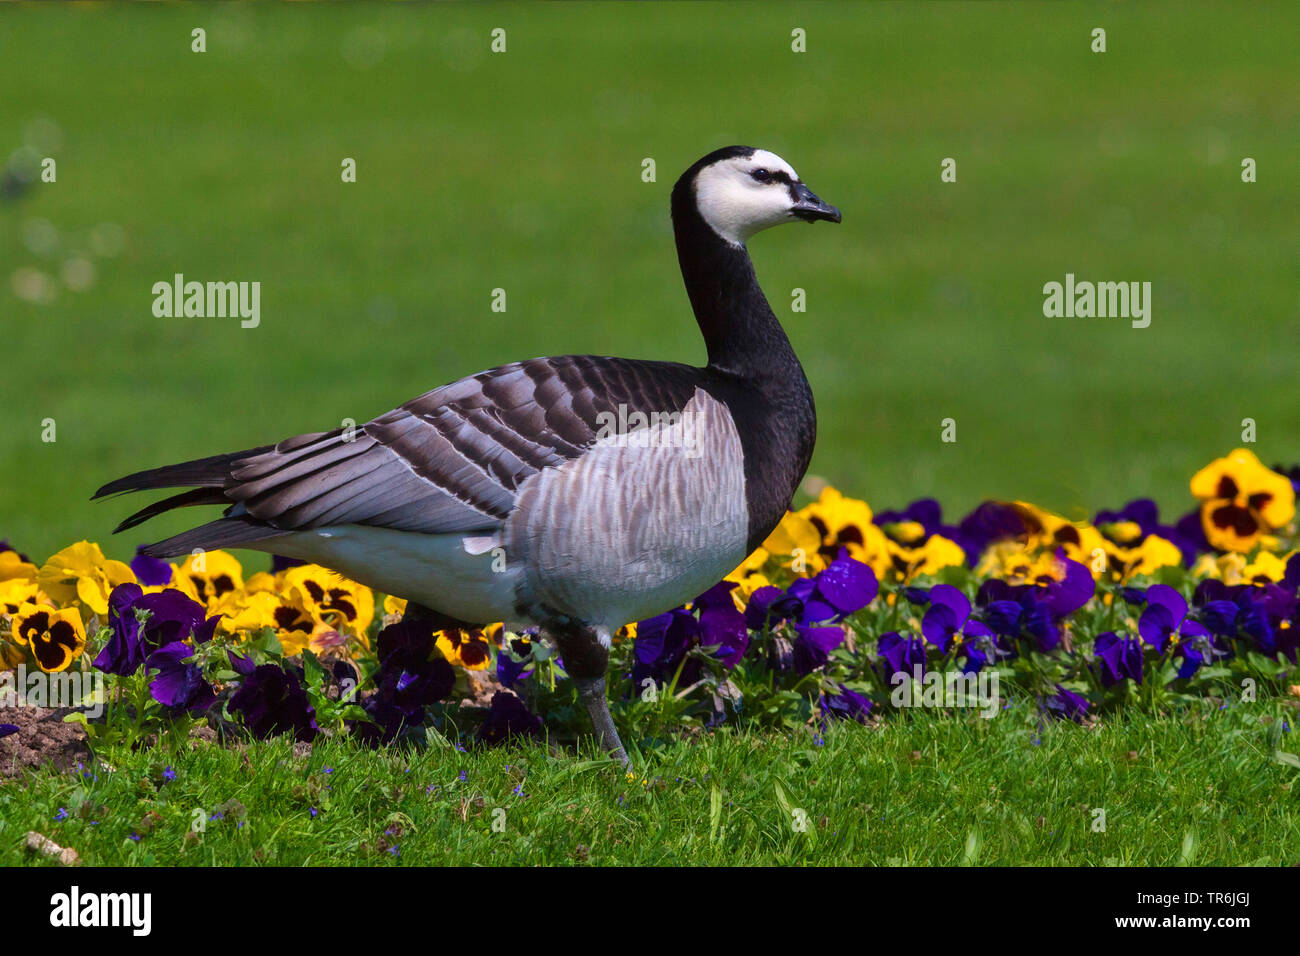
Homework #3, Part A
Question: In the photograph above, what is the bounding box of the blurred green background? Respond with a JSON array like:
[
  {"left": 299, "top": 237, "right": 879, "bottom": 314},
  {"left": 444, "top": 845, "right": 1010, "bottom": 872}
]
[{"left": 2, "top": 1, "right": 1298, "bottom": 563}]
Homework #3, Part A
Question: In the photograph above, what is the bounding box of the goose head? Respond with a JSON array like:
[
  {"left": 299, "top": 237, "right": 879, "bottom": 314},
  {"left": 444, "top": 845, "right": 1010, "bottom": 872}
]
[{"left": 684, "top": 145, "right": 841, "bottom": 247}]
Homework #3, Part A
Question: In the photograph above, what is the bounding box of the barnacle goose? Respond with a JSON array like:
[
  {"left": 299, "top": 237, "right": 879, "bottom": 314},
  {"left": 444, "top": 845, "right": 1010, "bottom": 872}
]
[{"left": 95, "top": 146, "right": 841, "bottom": 763}]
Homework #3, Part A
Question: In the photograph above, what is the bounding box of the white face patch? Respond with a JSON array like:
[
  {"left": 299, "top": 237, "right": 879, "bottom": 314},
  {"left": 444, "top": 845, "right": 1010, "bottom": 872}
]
[{"left": 693, "top": 149, "right": 803, "bottom": 246}]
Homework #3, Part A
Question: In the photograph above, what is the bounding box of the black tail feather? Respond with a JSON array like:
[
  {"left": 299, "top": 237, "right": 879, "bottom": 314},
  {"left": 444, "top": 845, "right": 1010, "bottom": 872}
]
[
  {"left": 141, "top": 517, "right": 285, "bottom": 559},
  {"left": 113, "top": 487, "right": 232, "bottom": 533},
  {"left": 92, "top": 445, "right": 275, "bottom": 500}
]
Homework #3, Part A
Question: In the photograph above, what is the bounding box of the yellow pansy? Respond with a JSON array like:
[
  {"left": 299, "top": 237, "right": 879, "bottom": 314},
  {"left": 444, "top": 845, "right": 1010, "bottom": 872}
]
[
  {"left": 886, "top": 534, "right": 966, "bottom": 583},
  {"left": 794, "top": 487, "right": 891, "bottom": 577},
  {"left": 173, "top": 550, "right": 244, "bottom": 611},
  {"left": 0, "top": 578, "right": 43, "bottom": 616},
  {"left": 761, "top": 511, "right": 826, "bottom": 574},
  {"left": 1243, "top": 550, "right": 1290, "bottom": 584},
  {"left": 1190, "top": 448, "right": 1296, "bottom": 552},
  {"left": 436, "top": 627, "right": 492, "bottom": 670},
  {"left": 281, "top": 565, "right": 374, "bottom": 640},
  {"left": 37, "top": 541, "right": 135, "bottom": 617},
  {"left": 10, "top": 602, "right": 86, "bottom": 673},
  {"left": 1101, "top": 535, "right": 1182, "bottom": 583},
  {"left": 383, "top": 594, "right": 408, "bottom": 618},
  {"left": 0, "top": 550, "right": 38, "bottom": 584}
]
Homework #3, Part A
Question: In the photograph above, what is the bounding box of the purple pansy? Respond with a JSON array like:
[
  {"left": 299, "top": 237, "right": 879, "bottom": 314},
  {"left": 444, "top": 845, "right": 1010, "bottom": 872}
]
[
  {"left": 357, "top": 620, "right": 455, "bottom": 743},
  {"left": 920, "top": 585, "right": 1004, "bottom": 673},
  {"left": 228, "top": 663, "right": 319, "bottom": 742},
  {"left": 1043, "top": 684, "right": 1090, "bottom": 722},
  {"left": 477, "top": 691, "right": 543, "bottom": 744},
  {"left": 95, "top": 584, "right": 219, "bottom": 677},
  {"left": 1137, "top": 585, "right": 1228, "bottom": 678},
  {"left": 129, "top": 545, "right": 173, "bottom": 587},
  {"left": 1093, "top": 631, "right": 1144, "bottom": 686},
  {"left": 821, "top": 683, "right": 873, "bottom": 724},
  {"left": 145, "top": 641, "right": 216, "bottom": 713},
  {"left": 876, "top": 631, "right": 927, "bottom": 679}
]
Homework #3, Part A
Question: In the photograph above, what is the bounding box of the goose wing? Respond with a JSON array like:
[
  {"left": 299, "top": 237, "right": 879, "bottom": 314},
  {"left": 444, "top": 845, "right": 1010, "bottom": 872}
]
[{"left": 96, "top": 355, "right": 706, "bottom": 553}]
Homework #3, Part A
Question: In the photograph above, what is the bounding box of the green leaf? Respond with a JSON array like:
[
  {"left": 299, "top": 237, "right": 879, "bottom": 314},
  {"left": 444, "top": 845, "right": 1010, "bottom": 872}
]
[{"left": 709, "top": 783, "right": 722, "bottom": 843}]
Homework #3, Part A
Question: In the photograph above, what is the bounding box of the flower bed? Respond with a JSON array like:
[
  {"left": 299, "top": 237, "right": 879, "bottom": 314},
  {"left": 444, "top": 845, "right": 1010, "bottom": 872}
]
[{"left": 2, "top": 448, "right": 1298, "bottom": 754}]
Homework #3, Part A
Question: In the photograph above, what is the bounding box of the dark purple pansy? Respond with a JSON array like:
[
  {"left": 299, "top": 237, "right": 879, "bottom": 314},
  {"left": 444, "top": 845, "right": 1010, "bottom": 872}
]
[
  {"left": 95, "top": 584, "right": 218, "bottom": 677},
  {"left": 633, "top": 606, "right": 701, "bottom": 688},
  {"left": 791, "top": 624, "right": 846, "bottom": 674},
  {"left": 693, "top": 582, "right": 749, "bottom": 669},
  {"left": 1194, "top": 579, "right": 1279, "bottom": 656},
  {"left": 145, "top": 641, "right": 216, "bottom": 714},
  {"left": 228, "top": 664, "right": 318, "bottom": 742},
  {"left": 129, "top": 545, "right": 173, "bottom": 587},
  {"left": 477, "top": 691, "right": 543, "bottom": 744},
  {"left": 952, "top": 501, "right": 1031, "bottom": 566},
  {"left": 821, "top": 683, "right": 873, "bottom": 723},
  {"left": 1093, "top": 631, "right": 1143, "bottom": 686},
  {"left": 877, "top": 631, "right": 927, "bottom": 679},
  {"left": 0, "top": 724, "right": 17, "bottom": 739},
  {"left": 357, "top": 619, "right": 455, "bottom": 742},
  {"left": 1043, "top": 684, "right": 1090, "bottom": 722},
  {"left": 269, "top": 554, "right": 306, "bottom": 573}
]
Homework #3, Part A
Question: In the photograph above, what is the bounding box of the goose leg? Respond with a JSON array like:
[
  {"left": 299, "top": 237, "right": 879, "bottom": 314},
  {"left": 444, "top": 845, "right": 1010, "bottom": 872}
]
[{"left": 549, "top": 625, "right": 629, "bottom": 766}]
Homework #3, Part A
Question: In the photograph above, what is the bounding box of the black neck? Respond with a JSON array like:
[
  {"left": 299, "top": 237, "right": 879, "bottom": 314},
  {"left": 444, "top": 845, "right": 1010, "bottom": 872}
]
[
  {"left": 670, "top": 167, "right": 819, "bottom": 552},
  {"left": 670, "top": 184, "right": 802, "bottom": 379}
]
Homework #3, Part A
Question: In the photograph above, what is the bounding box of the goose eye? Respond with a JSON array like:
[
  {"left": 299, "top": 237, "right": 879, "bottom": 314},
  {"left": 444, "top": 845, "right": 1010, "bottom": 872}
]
[{"left": 750, "top": 168, "right": 771, "bottom": 183}]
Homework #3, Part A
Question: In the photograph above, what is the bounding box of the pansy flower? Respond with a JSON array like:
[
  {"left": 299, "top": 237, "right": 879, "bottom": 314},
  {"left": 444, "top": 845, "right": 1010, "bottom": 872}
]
[
  {"left": 10, "top": 603, "right": 86, "bottom": 672},
  {"left": 281, "top": 565, "right": 374, "bottom": 641},
  {"left": 0, "top": 548, "right": 38, "bottom": 584},
  {"left": 821, "top": 683, "right": 873, "bottom": 724},
  {"left": 477, "top": 691, "right": 543, "bottom": 744},
  {"left": 129, "top": 545, "right": 174, "bottom": 588},
  {"left": 1190, "top": 448, "right": 1295, "bottom": 553},
  {"left": 1193, "top": 579, "right": 1281, "bottom": 657},
  {"left": 228, "top": 663, "right": 318, "bottom": 742},
  {"left": 874, "top": 499, "right": 967, "bottom": 581},
  {"left": 1137, "top": 585, "right": 1228, "bottom": 678},
  {"left": 497, "top": 630, "right": 537, "bottom": 688},
  {"left": 1093, "top": 631, "right": 1144, "bottom": 686},
  {"left": 1043, "top": 684, "right": 1090, "bottom": 722},
  {"left": 36, "top": 540, "right": 135, "bottom": 617},
  {"left": 950, "top": 501, "right": 1033, "bottom": 566},
  {"left": 919, "top": 585, "right": 1004, "bottom": 673},
  {"left": 1092, "top": 499, "right": 1186, "bottom": 580},
  {"left": 145, "top": 642, "right": 216, "bottom": 714},
  {"left": 435, "top": 627, "right": 493, "bottom": 670},
  {"left": 0, "top": 577, "right": 41, "bottom": 616},
  {"left": 95, "top": 583, "right": 218, "bottom": 676},
  {"left": 745, "top": 551, "right": 877, "bottom": 630},
  {"left": 876, "top": 630, "right": 928, "bottom": 680},
  {"left": 172, "top": 550, "right": 244, "bottom": 611},
  {"left": 355, "top": 619, "right": 455, "bottom": 743},
  {"left": 789, "top": 486, "right": 891, "bottom": 577}
]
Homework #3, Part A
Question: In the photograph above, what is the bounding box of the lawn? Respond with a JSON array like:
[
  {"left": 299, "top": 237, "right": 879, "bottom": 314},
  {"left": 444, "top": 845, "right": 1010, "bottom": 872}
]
[
  {"left": 5, "top": 703, "right": 1298, "bottom": 867},
  {"left": 2, "top": 2, "right": 1299, "bottom": 874},
  {"left": 2, "top": 1, "right": 1299, "bottom": 563}
]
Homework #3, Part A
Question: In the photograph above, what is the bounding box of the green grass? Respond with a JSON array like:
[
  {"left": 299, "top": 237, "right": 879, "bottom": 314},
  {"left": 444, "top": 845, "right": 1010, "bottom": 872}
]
[
  {"left": 2, "top": 1, "right": 1300, "bottom": 563},
  {"left": 5, "top": 703, "right": 1298, "bottom": 866}
]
